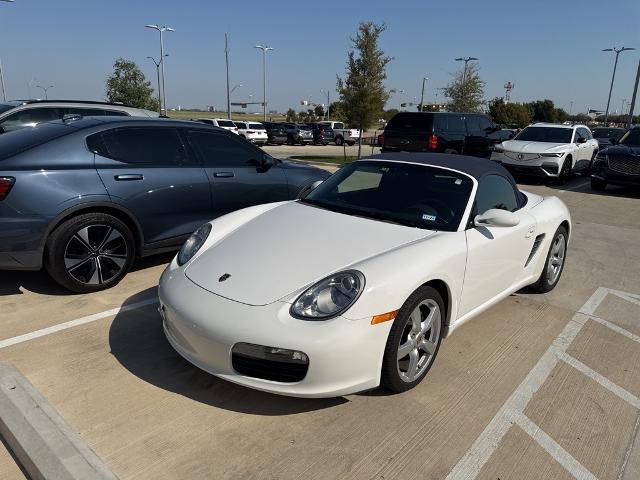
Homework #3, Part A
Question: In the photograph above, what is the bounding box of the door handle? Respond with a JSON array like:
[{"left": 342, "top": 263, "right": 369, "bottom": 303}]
[
  {"left": 214, "top": 172, "right": 235, "bottom": 178},
  {"left": 114, "top": 174, "right": 143, "bottom": 181}
]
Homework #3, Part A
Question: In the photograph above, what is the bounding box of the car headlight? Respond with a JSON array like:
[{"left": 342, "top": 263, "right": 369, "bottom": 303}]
[
  {"left": 540, "top": 153, "right": 565, "bottom": 157},
  {"left": 176, "top": 223, "right": 212, "bottom": 266},
  {"left": 290, "top": 270, "right": 365, "bottom": 320}
]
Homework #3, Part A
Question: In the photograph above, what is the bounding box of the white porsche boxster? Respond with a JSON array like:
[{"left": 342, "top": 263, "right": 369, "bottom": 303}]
[{"left": 158, "top": 153, "right": 571, "bottom": 398}]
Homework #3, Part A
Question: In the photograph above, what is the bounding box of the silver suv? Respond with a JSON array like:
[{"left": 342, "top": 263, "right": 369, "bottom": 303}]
[{"left": 0, "top": 100, "right": 158, "bottom": 134}]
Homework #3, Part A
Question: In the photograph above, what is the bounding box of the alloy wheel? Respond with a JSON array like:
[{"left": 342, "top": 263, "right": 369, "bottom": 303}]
[
  {"left": 396, "top": 299, "right": 442, "bottom": 383},
  {"left": 63, "top": 224, "right": 129, "bottom": 285},
  {"left": 546, "top": 232, "right": 566, "bottom": 285}
]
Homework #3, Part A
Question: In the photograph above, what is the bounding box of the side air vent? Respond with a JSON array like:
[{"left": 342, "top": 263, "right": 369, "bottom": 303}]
[{"left": 525, "top": 234, "right": 545, "bottom": 267}]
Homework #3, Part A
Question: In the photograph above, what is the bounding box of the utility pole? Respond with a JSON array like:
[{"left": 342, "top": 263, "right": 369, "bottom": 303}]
[
  {"left": 0, "top": 58, "right": 6, "bottom": 102},
  {"left": 628, "top": 58, "right": 640, "bottom": 128},
  {"left": 147, "top": 55, "right": 165, "bottom": 115},
  {"left": 419, "top": 77, "right": 428, "bottom": 112},
  {"left": 602, "top": 46, "right": 635, "bottom": 126},
  {"left": 145, "top": 24, "right": 175, "bottom": 115},
  {"left": 225, "top": 33, "right": 231, "bottom": 120}
]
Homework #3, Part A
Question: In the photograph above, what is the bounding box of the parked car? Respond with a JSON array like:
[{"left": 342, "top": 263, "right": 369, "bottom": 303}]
[
  {"left": 283, "top": 123, "right": 314, "bottom": 145},
  {"left": 489, "top": 128, "right": 518, "bottom": 143},
  {"left": 317, "top": 121, "right": 360, "bottom": 146},
  {"left": 491, "top": 123, "right": 599, "bottom": 182},
  {"left": 0, "top": 100, "right": 158, "bottom": 134},
  {"left": 381, "top": 112, "right": 499, "bottom": 158},
  {"left": 591, "top": 127, "right": 626, "bottom": 149},
  {"left": 590, "top": 126, "right": 640, "bottom": 191},
  {"left": 159, "top": 152, "right": 570, "bottom": 397},
  {"left": 234, "top": 121, "right": 268, "bottom": 145},
  {"left": 194, "top": 118, "right": 239, "bottom": 134},
  {"left": 262, "top": 122, "right": 288, "bottom": 145},
  {"left": 307, "top": 123, "right": 334, "bottom": 145},
  {"left": 0, "top": 116, "right": 330, "bottom": 292}
]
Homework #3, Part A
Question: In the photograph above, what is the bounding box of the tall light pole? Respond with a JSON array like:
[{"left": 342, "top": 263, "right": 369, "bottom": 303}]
[
  {"left": 419, "top": 77, "right": 428, "bottom": 112},
  {"left": 1, "top": 0, "right": 15, "bottom": 101},
  {"left": 455, "top": 56, "right": 478, "bottom": 89},
  {"left": 147, "top": 55, "right": 166, "bottom": 115},
  {"left": 35, "top": 84, "right": 53, "bottom": 100},
  {"left": 569, "top": 101, "right": 573, "bottom": 116},
  {"left": 321, "top": 89, "right": 330, "bottom": 120},
  {"left": 146, "top": 24, "right": 174, "bottom": 115},
  {"left": 602, "top": 46, "right": 635, "bottom": 126},
  {"left": 628, "top": 58, "right": 640, "bottom": 128},
  {"left": 225, "top": 33, "right": 231, "bottom": 119},
  {"left": 254, "top": 44, "right": 274, "bottom": 121}
]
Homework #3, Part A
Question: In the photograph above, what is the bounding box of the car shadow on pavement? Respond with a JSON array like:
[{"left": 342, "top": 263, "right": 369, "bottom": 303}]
[
  {"left": 515, "top": 174, "right": 640, "bottom": 199},
  {"left": 108, "top": 287, "right": 347, "bottom": 415},
  {"left": 0, "top": 253, "right": 176, "bottom": 297}
]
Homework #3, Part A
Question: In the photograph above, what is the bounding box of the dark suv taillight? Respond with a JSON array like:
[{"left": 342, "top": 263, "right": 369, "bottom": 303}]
[
  {"left": 428, "top": 134, "right": 438, "bottom": 150},
  {"left": 0, "top": 177, "right": 15, "bottom": 201}
]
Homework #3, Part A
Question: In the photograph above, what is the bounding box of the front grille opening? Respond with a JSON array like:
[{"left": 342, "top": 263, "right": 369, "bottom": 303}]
[
  {"left": 525, "top": 234, "right": 546, "bottom": 267},
  {"left": 231, "top": 342, "right": 309, "bottom": 383}
]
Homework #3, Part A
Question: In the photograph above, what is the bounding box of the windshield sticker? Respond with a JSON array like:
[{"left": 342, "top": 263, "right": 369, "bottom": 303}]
[{"left": 422, "top": 214, "right": 437, "bottom": 221}]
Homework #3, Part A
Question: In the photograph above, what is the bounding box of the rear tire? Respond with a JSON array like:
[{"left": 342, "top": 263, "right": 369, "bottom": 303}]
[
  {"left": 380, "top": 286, "right": 444, "bottom": 393},
  {"left": 335, "top": 136, "right": 344, "bottom": 146},
  {"left": 530, "top": 225, "right": 567, "bottom": 293},
  {"left": 45, "top": 213, "right": 135, "bottom": 293}
]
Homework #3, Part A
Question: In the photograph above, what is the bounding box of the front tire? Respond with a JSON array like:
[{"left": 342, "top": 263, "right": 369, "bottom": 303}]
[
  {"left": 591, "top": 177, "right": 607, "bottom": 191},
  {"left": 557, "top": 157, "right": 572, "bottom": 185},
  {"left": 380, "top": 286, "right": 444, "bottom": 393},
  {"left": 530, "top": 225, "right": 568, "bottom": 293},
  {"left": 335, "top": 136, "right": 344, "bottom": 146},
  {"left": 45, "top": 213, "right": 135, "bottom": 293}
]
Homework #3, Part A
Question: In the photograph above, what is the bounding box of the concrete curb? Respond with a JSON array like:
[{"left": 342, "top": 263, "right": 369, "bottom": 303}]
[{"left": 0, "top": 363, "right": 118, "bottom": 480}]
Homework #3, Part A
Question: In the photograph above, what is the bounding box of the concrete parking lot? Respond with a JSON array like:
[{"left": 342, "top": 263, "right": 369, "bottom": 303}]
[{"left": 1, "top": 172, "right": 639, "bottom": 480}]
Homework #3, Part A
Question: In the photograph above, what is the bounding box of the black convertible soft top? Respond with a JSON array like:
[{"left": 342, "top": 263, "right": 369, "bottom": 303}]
[{"left": 361, "top": 152, "right": 525, "bottom": 207}]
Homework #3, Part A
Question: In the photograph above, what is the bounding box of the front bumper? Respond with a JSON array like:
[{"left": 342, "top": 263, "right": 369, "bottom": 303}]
[
  {"left": 591, "top": 167, "right": 640, "bottom": 187},
  {"left": 158, "top": 261, "right": 392, "bottom": 398},
  {"left": 491, "top": 152, "right": 561, "bottom": 177}
]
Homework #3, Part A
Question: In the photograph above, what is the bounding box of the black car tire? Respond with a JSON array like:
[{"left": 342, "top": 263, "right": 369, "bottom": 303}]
[
  {"left": 380, "top": 286, "right": 444, "bottom": 393},
  {"left": 347, "top": 141, "right": 355, "bottom": 146},
  {"left": 556, "top": 157, "right": 572, "bottom": 185},
  {"left": 287, "top": 136, "right": 295, "bottom": 146},
  {"left": 45, "top": 213, "right": 136, "bottom": 293},
  {"left": 591, "top": 177, "right": 607, "bottom": 191},
  {"left": 335, "top": 136, "right": 344, "bottom": 146},
  {"left": 585, "top": 151, "right": 598, "bottom": 176},
  {"left": 530, "top": 225, "right": 568, "bottom": 293}
]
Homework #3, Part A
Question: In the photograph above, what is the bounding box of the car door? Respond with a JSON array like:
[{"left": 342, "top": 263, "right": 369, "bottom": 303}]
[
  {"left": 575, "top": 127, "right": 595, "bottom": 172},
  {"left": 91, "top": 126, "right": 212, "bottom": 245},
  {"left": 459, "top": 174, "right": 537, "bottom": 317},
  {"left": 462, "top": 114, "right": 492, "bottom": 158},
  {"left": 185, "top": 128, "right": 289, "bottom": 218}
]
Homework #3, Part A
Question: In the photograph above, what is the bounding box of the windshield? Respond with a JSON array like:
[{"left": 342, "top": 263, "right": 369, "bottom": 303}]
[
  {"left": 249, "top": 123, "right": 265, "bottom": 130},
  {"left": 592, "top": 128, "right": 625, "bottom": 140},
  {"left": 217, "top": 120, "right": 236, "bottom": 128},
  {"left": 302, "top": 160, "right": 473, "bottom": 232},
  {"left": 618, "top": 128, "right": 640, "bottom": 146},
  {"left": 515, "top": 126, "right": 573, "bottom": 143}
]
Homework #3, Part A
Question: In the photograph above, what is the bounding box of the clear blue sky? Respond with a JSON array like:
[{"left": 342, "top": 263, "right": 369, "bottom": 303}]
[{"left": 1, "top": 0, "right": 639, "bottom": 114}]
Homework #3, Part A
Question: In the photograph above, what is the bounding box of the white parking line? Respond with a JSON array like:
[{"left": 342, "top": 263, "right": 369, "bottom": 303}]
[
  {"left": 0, "top": 298, "right": 158, "bottom": 350},
  {"left": 447, "top": 287, "right": 640, "bottom": 480},
  {"left": 558, "top": 179, "right": 590, "bottom": 193}
]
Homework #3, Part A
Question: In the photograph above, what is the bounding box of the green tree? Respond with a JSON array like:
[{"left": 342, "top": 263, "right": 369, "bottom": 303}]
[
  {"left": 314, "top": 104, "right": 325, "bottom": 119},
  {"left": 383, "top": 108, "right": 399, "bottom": 121},
  {"left": 488, "top": 98, "right": 532, "bottom": 128},
  {"left": 337, "top": 21, "right": 391, "bottom": 157},
  {"left": 329, "top": 101, "right": 346, "bottom": 121},
  {"left": 105, "top": 58, "right": 159, "bottom": 112},
  {"left": 286, "top": 108, "right": 298, "bottom": 122},
  {"left": 526, "top": 99, "right": 558, "bottom": 122},
  {"left": 443, "top": 61, "right": 485, "bottom": 112}
]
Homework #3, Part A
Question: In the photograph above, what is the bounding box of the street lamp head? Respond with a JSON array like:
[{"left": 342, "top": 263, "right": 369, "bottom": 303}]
[
  {"left": 145, "top": 24, "right": 159, "bottom": 30},
  {"left": 165, "top": 27, "right": 175, "bottom": 32},
  {"left": 454, "top": 57, "right": 464, "bottom": 61}
]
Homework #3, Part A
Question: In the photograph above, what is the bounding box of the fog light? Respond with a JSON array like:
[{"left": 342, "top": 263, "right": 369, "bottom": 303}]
[{"left": 232, "top": 343, "right": 309, "bottom": 364}]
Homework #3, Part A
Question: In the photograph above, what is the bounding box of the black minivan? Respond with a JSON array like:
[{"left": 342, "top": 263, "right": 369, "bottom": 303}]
[{"left": 381, "top": 112, "right": 499, "bottom": 158}]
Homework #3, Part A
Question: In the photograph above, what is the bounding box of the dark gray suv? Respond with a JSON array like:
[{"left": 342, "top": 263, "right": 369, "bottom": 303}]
[{"left": 0, "top": 116, "right": 330, "bottom": 292}]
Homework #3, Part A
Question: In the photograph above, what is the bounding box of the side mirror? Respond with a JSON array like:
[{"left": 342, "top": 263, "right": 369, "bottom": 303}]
[
  {"left": 576, "top": 137, "right": 587, "bottom": 144},
  {"left": 474, "top": 208, "right": 520, "bottom": 228},
  {"left": 297, "top": 180, "right": 323, "bottom": 199}
]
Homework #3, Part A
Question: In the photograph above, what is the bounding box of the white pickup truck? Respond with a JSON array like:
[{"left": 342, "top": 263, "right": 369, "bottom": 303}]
[{"left": 317, "top": 121, "right": 361, "bottom": 146}]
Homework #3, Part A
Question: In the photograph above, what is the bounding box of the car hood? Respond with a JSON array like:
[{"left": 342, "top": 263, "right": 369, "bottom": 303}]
[
  {"left": 185, "top": 201, "right": 433, "bottom": 306},
  {"left": 501, "top": 140, "right": 570, "bottom": 153}
]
